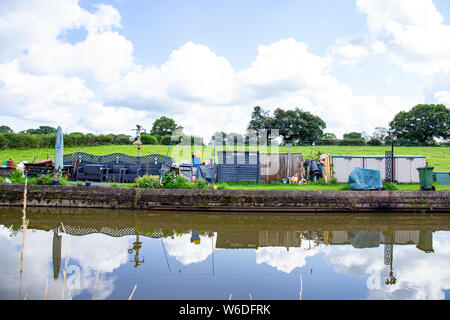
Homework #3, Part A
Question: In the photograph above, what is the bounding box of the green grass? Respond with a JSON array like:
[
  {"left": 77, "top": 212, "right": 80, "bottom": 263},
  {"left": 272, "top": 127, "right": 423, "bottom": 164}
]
[
  {"left": 218, "top": 181, "right": 450, "bottom": 191},
  {"left": 1, "top": 144, "right": 449, "bottom": 171}
]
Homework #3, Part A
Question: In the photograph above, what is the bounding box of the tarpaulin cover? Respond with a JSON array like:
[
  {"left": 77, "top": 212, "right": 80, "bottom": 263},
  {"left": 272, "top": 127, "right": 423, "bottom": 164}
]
[
  {"left": 348, "top": 167, "right": 383, "bottom": 190},
  {"left": 54, "top": 126, "right": 64, "bottom": 171},
  {"left": 347, "top": 231, "right": 381, "bottom": 248},
  {"left": 196, "top": 165, "right": 218, "bottom": 183}
]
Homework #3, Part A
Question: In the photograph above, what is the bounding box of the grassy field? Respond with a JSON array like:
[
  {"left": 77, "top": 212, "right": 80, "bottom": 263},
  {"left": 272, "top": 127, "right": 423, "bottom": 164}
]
[{"left": 1, "top": 144, "right": 449, "bottom": 171}]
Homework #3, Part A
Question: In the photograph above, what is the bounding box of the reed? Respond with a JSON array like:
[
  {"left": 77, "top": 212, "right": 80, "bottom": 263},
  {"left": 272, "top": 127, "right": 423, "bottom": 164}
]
[
  {"left": 128, "top": 284, "right": 137, "bottom": 300},
  {"left": 18, "top": 176, "right": 29, "bottom": 300},
  {"left": 92, "top": 269, "right": 101, "bottom": 300},
  {"left": 61, "top": 255, "right": 70, "bottom": 300},
  {"left": 299, "top": 274, "right": 303, "bottom": 300},
  {"left": 44, "top": 278, "right": 48, "bottom": 300}
]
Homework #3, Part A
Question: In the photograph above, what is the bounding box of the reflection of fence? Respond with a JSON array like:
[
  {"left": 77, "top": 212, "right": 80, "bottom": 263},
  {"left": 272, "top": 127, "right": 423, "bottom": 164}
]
[
  {"left": 63, "top": 225, "right": 163, "bottom": 238},
  {"left": 260, "top": 153, "right": 303, "bottom": 183}
]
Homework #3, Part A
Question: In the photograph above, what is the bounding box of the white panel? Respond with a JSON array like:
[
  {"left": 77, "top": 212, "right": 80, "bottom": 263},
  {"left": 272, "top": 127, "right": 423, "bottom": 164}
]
[
  {"left": 410, "top": 158, "right": 426, "bottom": 183},
  {"left": 365, "top": 158, "right": 385, "bottom": 179},
  {"left": 395, "top": 158, "right": 410, "bottom": 183}
]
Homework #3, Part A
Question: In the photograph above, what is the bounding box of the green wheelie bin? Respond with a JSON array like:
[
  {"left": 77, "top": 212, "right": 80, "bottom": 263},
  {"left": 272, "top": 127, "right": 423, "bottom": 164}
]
[{"left": 417, "top": 166, "right": 435, "bottom": 190}]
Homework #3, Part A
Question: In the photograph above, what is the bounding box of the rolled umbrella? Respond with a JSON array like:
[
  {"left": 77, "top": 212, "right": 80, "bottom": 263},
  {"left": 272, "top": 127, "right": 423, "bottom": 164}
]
[{"left": 54, "top": 126, "right": 64, "bottom": 174}]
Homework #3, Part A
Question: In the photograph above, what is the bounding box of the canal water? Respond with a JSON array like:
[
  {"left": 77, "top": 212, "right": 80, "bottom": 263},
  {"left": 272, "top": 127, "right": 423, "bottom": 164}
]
[{"left": 1, "top": 207, "right": 449, "bottom": 300}]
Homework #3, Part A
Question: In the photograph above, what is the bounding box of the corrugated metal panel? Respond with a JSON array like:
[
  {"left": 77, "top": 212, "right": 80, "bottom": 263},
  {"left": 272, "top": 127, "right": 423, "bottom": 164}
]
[
  {"left": 332, "top": 157, "right": 363, "bottom": 183},
  {"left": 395, "top": 158, "right": 411, "bottom": 183},
  {"left": 394, "top": 231, "right": 420, "bottom": 244},
  {"left": 365, "top": 158, "right": 385, "bottom": 179},
  {"left": 332, "top": 155, "right": 426, "bottom": 183},
  {"left": 410, "top": 157, "right": 426, "bottom": 183},
  {"left": 330, "top": 231, "right": 349, "bottom": 244}
]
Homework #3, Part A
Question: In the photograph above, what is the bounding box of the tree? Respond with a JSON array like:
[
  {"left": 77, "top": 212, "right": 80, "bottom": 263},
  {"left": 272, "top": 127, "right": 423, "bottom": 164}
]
[
  {"left": 226, "top": 132, "right": 244, "bottom": 145},
  {"left": 247, "top": 106, "right": 273, "bottom": 141},
  {"left": 247, "top": 106, "right": 271, "bottom": 132},
  {"left": 23, "top": 126, "right": 57, "bottom": 135},
  {"left": 211, "top": 131, "right": 227, "bottom": 145},
  {"left": 322, "top": 132, "right": 337, "bottom": 140},
  {"left": 270, "top": 108, "right": 326, "bottom": 143},
  {"left": 389, "top": 104, "right": 449, "bottom": 145},
  {"left": 150, "top": 116, "right": 183, "bottom": 138},
  {"left": 343, "top": 132, "right": 363, "bottom": 140},
  {"left": 0, "top": 125, "right": 13, "bottom": 133},
  {"left": 372, "top": 127, "right": 389, "bottom": 144}
]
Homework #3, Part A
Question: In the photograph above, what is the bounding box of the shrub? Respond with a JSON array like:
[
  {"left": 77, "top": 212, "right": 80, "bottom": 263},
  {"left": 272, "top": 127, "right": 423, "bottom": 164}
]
[
  {"left": 36, "top": 175, "right": 53, "bottom": 185},
  {"left": 8, "top": 170, "right": 25, "bottom": 184},
  {"left": 159, "top": 135, "right": 172, "bottom": 145},
  {"left": 114, "top": 134, "right": 132, "bottom": 145},
  {"left": 315, "top": 140, "right": 337, "bottom": 145},
  {"left": 382, "top": 181, "right": 398, "bottom": 190},
  {"left": 140, "top": 133, "right": 158, "bottom": 145},
  {"left": 135, "top": 175, "right": 162, "bottom": 188},
  {"left": 367, "top": 137, "right": 382, "bottom": 146},
  {"left": 338, "top": 139, "right": 366, "bottom": 146}
]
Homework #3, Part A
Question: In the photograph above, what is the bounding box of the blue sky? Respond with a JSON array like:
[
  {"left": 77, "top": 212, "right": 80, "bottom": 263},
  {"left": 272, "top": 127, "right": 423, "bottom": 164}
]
[
  {"left": 0, "top": 0, "right": 449, "bottom": 139},
  {"left": 81, "top": 0, "right": 368, "bottom": 70}
]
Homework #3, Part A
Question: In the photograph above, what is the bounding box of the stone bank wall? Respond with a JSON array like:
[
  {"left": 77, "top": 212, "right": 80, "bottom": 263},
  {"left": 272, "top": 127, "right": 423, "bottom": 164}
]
[{"left": 0, "top": 184, "right": 449, "bottom": 213}]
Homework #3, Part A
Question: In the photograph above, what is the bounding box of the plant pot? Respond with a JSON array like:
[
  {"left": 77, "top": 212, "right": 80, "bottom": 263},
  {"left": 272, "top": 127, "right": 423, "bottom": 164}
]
[
  {"left": 52, "top": 180, "right": 59, "bottom": 185},
  {"left": 85, "top": 182, "right": 91, "bottom": 187}
]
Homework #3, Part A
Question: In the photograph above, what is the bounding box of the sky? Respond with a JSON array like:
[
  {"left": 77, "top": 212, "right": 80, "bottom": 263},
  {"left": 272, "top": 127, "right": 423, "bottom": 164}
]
[{"left": 0, "top": 0, "right": 450, "bottom": 139}]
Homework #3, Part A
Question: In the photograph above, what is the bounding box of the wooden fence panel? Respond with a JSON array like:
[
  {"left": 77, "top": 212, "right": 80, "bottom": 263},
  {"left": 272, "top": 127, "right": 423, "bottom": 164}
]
[{"left": 260, "top": 153, "right": 303, "bottom": 183}]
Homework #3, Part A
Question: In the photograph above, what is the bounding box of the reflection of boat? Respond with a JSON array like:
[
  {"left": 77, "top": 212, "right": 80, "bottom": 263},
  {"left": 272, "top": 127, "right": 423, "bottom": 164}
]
[{"left": 52, "top": 229, "right": 62, "bottom": 280}]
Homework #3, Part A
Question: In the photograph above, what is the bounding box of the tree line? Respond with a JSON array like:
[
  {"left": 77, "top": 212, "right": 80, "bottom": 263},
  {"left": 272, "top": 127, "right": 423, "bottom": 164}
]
[
  {"left": 0, "top": 103, "right": 448, "bottom": 150},
  {"left": 215, "top": 103, "right": 448, "bottom": 146}
]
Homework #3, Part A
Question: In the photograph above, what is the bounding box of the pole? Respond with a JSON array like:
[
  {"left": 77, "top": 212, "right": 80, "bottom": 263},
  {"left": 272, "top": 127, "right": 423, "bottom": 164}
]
[
  {"left": 160, "top": 137, "right": 172, "bottom": 184},
  {"left": 212, "top": 138, "right": 216, "bottom": 189},
  {"left": 391, "top": 131, "right": 395, "bottom": 183}
]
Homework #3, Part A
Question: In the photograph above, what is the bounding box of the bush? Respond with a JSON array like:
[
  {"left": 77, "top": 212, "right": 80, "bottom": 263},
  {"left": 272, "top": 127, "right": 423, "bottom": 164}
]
[
  {"left": 140, "top": 133, "right": 158, "bottom": 145},
  {"left": 114, "top": 134, "right": 132, "bottom": 145},
  {"left": 36, "top": 175, "right": 53, "bottom": 185},
  {"left": 382, "top": 181, "right": 398, "bottom": 190},
  {"left": 338, "top": 139, "right": 366, "bottom": 146},
  {"left": 135, "top": 175, "right": 162, "bottom": 188},
  {"left": 159, "top": 135, "right": 172, "bottom": 145},
  {"left": 315, "top": 140, "right": 337, "bottom": 145},
  {"left": 367, "top": 137, "right": 382, "bottom": 146}
]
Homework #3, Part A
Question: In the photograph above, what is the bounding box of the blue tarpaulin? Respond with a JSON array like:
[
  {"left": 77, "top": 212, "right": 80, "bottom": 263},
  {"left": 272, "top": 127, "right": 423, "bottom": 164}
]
[{"left": 348, "top": 167, "right": 383, "bottom": 190}]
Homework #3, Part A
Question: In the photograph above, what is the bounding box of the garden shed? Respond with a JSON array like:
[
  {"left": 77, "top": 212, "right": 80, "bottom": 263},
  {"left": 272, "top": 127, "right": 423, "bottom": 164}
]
[{"left": 331, "top": 155, "right": 426, "bottom": 183}]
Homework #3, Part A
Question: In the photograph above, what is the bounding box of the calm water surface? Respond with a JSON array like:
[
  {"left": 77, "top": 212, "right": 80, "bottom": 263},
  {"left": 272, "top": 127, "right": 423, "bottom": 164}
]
[{"left": 1, "top": 207, "right": 449, "bottom": 300}]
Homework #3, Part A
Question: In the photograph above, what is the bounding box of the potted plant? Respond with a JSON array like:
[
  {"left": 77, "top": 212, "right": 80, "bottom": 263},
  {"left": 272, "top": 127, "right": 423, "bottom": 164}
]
[
  {"left": 85, "top": 180, "right": 91, "bottom": 187},
  {"left": 52, "top": 174, "right": 60, "bottom": 185}
]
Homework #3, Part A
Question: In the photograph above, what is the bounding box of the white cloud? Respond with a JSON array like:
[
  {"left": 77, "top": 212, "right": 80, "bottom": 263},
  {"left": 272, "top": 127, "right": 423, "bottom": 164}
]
[
  {"left": 356, "top": 0, "right": 450, "bottom": 77},
  {"left": 0, "top": 0, "right": 446, "bottom": 140},
  {"left": 164, "top": 232, "right": 215, "bottom": 266},
  {"left": 255, "top": 243, "right": 327, "bottom": 273},
  {"left": 434, "top": 90, "right": 450, "bottom": 105},
  {"left": 0, "top": 225, "right": 131, "bottom": 300}
]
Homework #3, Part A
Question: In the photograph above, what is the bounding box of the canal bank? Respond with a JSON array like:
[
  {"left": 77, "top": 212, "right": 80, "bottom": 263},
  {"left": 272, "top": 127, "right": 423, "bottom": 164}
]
[{"left": 0, "top": 184, "right": 449, "bottom": 212}]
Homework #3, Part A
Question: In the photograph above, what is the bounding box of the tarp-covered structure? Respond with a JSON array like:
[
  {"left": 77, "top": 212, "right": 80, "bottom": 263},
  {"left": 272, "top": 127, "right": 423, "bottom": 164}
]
[
  {"left": 347, "top": 231, "right": 382, "bottom": 248},
  {"left": 348, "top": 167, "right": 383, "bottom": 190},
  {"left": 196, "top": 165, "right": 218, "bottom": 183}
]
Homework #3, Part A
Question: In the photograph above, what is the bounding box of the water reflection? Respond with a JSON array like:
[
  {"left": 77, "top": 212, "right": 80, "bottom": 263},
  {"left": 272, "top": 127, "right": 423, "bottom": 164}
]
[{"left": 0, "top": 207, "right": 449, "bottom": 300}]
